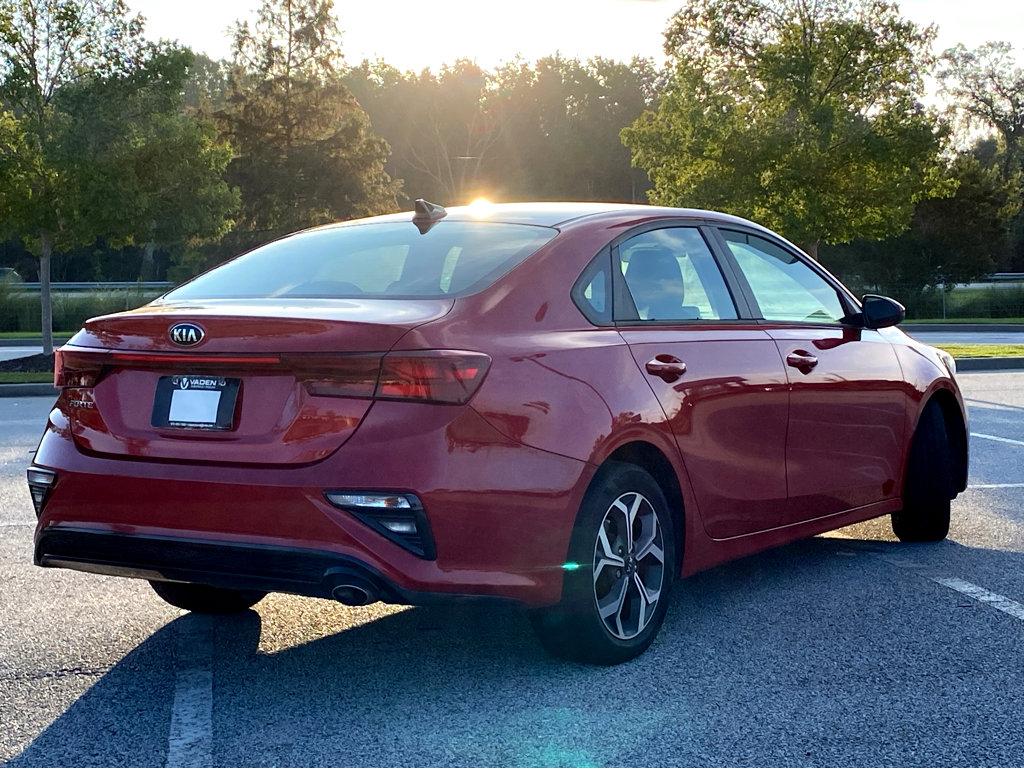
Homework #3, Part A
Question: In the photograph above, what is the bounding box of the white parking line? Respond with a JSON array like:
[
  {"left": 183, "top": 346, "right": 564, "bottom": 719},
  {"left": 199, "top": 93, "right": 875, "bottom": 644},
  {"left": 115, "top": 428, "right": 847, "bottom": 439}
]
[
  {"left": 166, "top": 615, "right": 214, "bottom": 768},
  {"left": 932, "top": 577, "right": 1024, "bottom": 623},
  {"left": 857, "top": 551, "right": 1024, "bottom": 625},
  {"left": 968, "top": 483, "right": 1024, "bottom": 489},
  {"left": 972, "top": 432, "right": 1024, "bottom": 447}
]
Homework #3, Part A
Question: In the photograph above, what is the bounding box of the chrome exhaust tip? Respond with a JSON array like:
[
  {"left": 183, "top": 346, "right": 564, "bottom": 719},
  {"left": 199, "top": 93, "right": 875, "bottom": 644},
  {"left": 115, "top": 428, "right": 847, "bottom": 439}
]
[{"left": 332, "top": 583, "right": 375, "bottom": 606}]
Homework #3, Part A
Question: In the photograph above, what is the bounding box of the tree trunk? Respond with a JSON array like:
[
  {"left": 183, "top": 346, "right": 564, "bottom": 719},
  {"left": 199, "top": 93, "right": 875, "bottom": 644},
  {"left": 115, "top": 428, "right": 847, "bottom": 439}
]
[
  {"left": 39, "top": 231, "right": 55, "bottom": 356},
  {"left": 140, "top": 241, "right": 156, "bottom": 281},
  {"left": 801, "top": 240, "right": 820, "bottom": 260}
]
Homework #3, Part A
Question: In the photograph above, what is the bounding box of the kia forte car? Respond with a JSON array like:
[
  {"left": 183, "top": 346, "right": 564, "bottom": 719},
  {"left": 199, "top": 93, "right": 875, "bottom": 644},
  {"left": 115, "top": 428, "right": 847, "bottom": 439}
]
[{"left": 29, "top": 201, "right": 967, "bottom": 664}]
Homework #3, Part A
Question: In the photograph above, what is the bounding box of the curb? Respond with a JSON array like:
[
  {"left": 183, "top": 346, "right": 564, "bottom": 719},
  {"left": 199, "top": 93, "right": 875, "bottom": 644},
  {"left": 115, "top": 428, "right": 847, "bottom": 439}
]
[
  {"left": 0, "top": 383, "right": 57, "bottom": 397},
  {"left": 956, "top": 357, "right": 1024, "bottom": 372}
]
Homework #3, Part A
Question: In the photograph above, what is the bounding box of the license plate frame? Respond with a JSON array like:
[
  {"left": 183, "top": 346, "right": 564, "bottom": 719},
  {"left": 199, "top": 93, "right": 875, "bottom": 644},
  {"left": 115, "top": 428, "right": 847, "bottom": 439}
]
[{"left": 151, "top": 374, "right": 240, "bottom": 431}]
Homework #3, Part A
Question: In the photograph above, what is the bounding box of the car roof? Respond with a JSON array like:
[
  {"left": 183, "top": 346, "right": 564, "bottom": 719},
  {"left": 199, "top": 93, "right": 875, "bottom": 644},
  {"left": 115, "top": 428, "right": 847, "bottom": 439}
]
[{"left": 311, "top": 202, "right": 768, "bottom": 230}]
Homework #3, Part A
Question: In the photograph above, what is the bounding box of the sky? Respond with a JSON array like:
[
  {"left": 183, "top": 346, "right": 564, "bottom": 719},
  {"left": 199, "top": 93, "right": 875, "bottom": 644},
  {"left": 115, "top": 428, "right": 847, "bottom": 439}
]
[{"left": 128, "top": 0, "right": 1023, "bottom": 70}]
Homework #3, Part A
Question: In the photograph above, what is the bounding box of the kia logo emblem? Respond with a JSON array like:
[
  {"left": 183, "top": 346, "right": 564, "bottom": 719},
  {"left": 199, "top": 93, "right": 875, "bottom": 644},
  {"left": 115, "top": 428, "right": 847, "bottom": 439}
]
[{"left": 169, "top": 322, "right": 205, "bottom": 347}]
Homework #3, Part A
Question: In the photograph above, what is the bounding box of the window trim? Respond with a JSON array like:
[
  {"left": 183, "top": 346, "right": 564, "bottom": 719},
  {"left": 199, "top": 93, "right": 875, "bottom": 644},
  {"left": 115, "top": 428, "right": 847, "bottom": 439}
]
[
  {"left": 608, "top": 222, "right": 756, "bottom": 326},
  {"left": 712, "top": 226, "right": 861, "bottom": 327},
  {"left": 570, "top": 246, "right": 614, "bottom": 326}
]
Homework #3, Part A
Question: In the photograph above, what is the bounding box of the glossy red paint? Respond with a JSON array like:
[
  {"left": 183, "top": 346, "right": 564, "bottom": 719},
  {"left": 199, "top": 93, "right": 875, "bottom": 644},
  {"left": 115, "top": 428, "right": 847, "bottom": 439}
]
[{"left": 32, "top": 203, "right": 967, "bottom": 606}]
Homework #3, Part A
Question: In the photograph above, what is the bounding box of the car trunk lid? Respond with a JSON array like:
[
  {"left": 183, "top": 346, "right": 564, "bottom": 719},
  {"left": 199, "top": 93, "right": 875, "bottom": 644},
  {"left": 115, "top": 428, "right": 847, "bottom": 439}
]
[{"left": 59, "top": 298, "right": 452, "bottom": 465}]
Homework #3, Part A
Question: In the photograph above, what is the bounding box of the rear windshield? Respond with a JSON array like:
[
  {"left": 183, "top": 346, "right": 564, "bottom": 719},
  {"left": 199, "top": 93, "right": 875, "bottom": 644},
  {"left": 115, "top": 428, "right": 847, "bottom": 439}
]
[{"left": 165, "top": 221, "right": 557, "bottom": 301}]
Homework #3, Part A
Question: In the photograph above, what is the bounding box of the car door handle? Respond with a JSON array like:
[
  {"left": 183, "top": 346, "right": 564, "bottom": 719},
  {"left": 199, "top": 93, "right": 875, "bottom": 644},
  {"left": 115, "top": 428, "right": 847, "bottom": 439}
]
[
  {"left": 786, "top": 351, "right": 819, "bottom": 371},
  {"left": 645, "top": 355, "right": 687, "bottom": 383}
]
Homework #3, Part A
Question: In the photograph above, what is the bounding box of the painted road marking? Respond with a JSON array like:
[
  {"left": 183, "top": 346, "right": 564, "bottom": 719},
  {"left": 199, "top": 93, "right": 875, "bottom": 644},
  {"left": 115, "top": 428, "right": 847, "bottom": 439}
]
[
  {"left": 857, "top": 550, "right": 1024, "bottom": 625},
  {"left": 931, "top": 577, "right": 1024, "bottom": 623},
  {"left": 166, "top": 615, "right": 214, "bottom": 768},
  {"left": 972, "top": 432, "right": 1024, "bottom": 447},
  {"left": 968, "top": 483, "right": 1024, "bottom": 489}
]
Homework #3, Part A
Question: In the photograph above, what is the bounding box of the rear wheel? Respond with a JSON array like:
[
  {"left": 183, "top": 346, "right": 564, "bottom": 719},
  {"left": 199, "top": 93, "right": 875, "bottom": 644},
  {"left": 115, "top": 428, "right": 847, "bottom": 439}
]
[
  {"left": 530, "top": 462, "right": 676, "bottom": 665},
  {"left": 892, "top": 401, "right": 952, "bottom": 543},
  {"left": 150, "top": 581, "right": 266, "bottom": 614}
]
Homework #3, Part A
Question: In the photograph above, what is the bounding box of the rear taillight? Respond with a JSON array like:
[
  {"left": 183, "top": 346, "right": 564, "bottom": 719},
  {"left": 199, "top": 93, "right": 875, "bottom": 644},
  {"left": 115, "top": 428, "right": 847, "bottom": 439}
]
[
  {"left": 53, "top": 348, "right": 102, "bottom": 410},
  {"left": 377, "top": 351, "right": 490, "bottom": 405},
  {"left": 299, "top": 351, "right": 490, "bottom": 405},
  {"left": 287, "top": 354, "right": 383, "bottom": 399}
]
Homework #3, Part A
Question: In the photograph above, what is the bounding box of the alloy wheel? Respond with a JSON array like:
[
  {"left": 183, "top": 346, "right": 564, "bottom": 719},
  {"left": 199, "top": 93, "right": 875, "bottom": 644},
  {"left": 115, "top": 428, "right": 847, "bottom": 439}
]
[{"left": 592, "top": 491, "right": 665, "bottom": 640}]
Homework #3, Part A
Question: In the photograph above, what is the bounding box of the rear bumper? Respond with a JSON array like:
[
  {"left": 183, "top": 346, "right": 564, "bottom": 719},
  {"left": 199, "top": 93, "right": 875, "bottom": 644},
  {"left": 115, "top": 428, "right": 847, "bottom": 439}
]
[
  {"left": 32, "top": 400, "right": 595, "bottom": 606},
  {"left": 34, "top": 527, "right": 463, "bottom": 605}
]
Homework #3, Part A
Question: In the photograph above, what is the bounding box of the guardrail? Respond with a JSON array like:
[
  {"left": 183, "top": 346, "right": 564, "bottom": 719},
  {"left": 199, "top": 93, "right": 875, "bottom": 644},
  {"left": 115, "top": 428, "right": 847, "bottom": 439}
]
[{"left": 12, "top": 281, "right": 173, "bottom": 292}]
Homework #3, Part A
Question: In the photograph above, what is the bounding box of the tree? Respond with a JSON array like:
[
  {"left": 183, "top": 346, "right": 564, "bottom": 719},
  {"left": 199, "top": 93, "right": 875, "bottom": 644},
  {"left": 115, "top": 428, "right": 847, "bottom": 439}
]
[
  {"left": 347, "top": 59, "right": 499, "bottom": 204},
  {"left": 940, "top": 42, "right": 1024, "bottom": 177},
  {"left": 0, "top": 0, "right": 144, "bottom": 353},
  {"left": 821, "top": 150, "right": 1021, "bottom": 303},
  {"left": 0, "top": 110, "right": 31, "bottom": 227},
  {"left": 221, "top": 0, "right": 397, "bottom": 245},
  {"left": 940, "top": 42, "right": 1024, "bottom": 270},
  {"left": 58, "top": 47, "right": 238, "bottom": 278},
  {"left": 622, "top": 0, "right": 950, "bottom": 258},
  {"left": 346, "top": 56, "right": 660, "bottom": 206},
  {"left": 488, "top": 56, "right": 659, "bottom": 202}
]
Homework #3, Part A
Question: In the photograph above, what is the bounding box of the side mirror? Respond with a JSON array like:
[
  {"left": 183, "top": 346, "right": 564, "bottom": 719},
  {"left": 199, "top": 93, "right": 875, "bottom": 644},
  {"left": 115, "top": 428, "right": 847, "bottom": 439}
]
[{"left": 860, "top": 294, "right": 905, "bottom": 329}]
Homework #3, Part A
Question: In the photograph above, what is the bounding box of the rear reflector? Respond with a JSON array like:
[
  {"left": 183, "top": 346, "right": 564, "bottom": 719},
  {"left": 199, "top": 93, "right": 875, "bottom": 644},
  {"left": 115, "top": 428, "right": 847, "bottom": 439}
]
[
  {"left": 325, "top": 491, "right": 435, "bottom": 559},
  {"left": 26, "top": 466, "right": 56, "bottom": 517}
]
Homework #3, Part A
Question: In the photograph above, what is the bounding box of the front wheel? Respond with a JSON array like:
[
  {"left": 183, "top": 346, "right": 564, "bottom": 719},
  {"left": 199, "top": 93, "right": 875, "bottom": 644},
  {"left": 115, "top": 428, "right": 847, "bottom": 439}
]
[
  {"left": 892, "top": 401, "right": 953, "bottom": 543},
  {"left": 530, "top": 462, "right": 676, "bottom": 665},
  {"left": 150, "top": 581, "right": 266, "bottom": 614}
]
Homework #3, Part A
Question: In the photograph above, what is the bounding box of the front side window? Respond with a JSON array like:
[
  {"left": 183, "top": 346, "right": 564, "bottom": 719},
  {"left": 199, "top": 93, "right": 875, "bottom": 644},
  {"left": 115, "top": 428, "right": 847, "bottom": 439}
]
[
  {"left": 165, "top": 221, "right": 557, "bottom": 301},
  {"left": 617, "top": 228, "right": 737, "bottom": 321},
  {"left": 722, "top": 230, "right": 847, "bottom": 324}
]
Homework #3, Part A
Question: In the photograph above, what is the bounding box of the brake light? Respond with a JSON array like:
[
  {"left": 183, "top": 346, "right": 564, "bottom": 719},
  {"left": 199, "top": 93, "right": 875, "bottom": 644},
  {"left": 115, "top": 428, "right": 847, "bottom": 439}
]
[
  {"left": 287, "top": 354, "right": 382, "bottom": 399},
  {"left": 377, "top": 351, "right": 490, "bottom": 405},
  {"left": 53, "top": 348, "right": 103, "bottom": 411},
  {"left": 53, "top": 348, "right": 101, "bottom": 388},
  {"left": 296, "top": 351, "right": 490, "bottom": 405}
]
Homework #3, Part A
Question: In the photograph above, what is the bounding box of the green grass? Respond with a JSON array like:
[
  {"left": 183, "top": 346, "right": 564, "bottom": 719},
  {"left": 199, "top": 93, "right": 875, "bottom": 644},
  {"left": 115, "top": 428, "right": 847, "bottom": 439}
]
[
  {"left": 0, "top": 371, "right": 53, "bottom": 384},
  {"left": 938, "top": 344, "right": 1024, "bottom": 359}
]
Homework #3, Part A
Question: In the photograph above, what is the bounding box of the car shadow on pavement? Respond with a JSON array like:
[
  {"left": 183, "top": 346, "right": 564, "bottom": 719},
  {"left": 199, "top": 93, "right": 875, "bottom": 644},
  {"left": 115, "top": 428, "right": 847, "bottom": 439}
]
[{"left": 11, "top": 533, "right": 1024, "bottom": 767}]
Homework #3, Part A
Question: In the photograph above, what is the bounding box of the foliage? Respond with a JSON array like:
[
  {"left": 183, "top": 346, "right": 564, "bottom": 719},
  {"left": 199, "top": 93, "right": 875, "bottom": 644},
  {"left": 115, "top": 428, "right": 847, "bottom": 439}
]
[
  {"left": 346, "top": 55, "right": 658, "bottom": 205},
  {"left": 940, "top": 42, "right": 1024, "bottom": 176},
  {"left": 56, "top": 46, "right": 239, "bottom": 255},
  {"left": 0, "top": 285, "right": 161, "bottom": 332},
  {"left": 623, "top": 0, "right": 950, "bottom": 256},
  {"left": 0, "top": 0, "right": 145, "bottom": 249},
  {"left": 218, "top": 0, "right": 397, "bottom": 246},
  {"left": 487, "top": 56, "right": 658, "bottom": 202},
  {"left": 821, "top": 149, "right": 1022, "bottom": 301}
]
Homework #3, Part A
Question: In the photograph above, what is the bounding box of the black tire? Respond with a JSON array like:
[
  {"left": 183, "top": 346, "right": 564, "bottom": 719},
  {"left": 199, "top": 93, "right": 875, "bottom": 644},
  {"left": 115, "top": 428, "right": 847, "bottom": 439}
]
[
  {"left": 892, "top": 401, "right": 953, "bottom": 543},
  {"left": 150, "top": 581, "right": 266, "bottom": 614},
  {"left": 530, "top": 462, "right": 677, "bottom": 665}
]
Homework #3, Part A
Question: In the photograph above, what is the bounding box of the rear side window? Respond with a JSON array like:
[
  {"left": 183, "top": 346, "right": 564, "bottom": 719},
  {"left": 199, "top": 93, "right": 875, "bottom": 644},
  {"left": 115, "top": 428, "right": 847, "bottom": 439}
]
[
  {"left": 166, "top": 221, "right": 557, "bottom": 300},
  {"left": 721, "top": 230, "right": 846, "bottom": 323},
  {"left": 617, "top": 228, "right": 737, "bottom": 321}
]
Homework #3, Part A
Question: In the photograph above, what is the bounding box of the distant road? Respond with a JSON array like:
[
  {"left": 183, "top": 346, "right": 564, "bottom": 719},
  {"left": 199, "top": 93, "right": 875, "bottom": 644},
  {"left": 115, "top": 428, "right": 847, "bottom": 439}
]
[{"left": 0, "top": 346, "right": 41, "bottom": 363}]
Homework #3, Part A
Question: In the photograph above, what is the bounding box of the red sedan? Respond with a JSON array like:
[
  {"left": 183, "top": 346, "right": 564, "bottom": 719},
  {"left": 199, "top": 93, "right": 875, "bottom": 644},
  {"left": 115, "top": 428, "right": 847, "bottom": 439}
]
[{"left": 29, "top": 201, "right": 967, "bottom": 664}]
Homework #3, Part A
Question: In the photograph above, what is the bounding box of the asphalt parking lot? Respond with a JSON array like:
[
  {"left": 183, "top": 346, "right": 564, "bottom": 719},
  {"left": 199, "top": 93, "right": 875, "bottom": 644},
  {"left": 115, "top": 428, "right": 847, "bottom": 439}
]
[{"left": 2, "top": 372, "right": 1024, "bottom": 767}]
